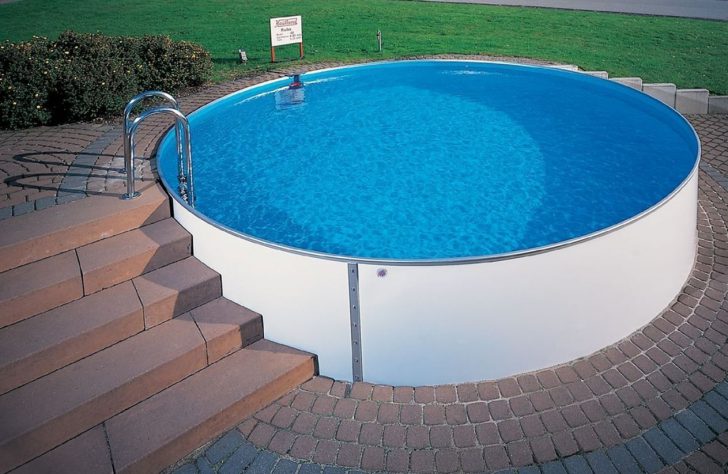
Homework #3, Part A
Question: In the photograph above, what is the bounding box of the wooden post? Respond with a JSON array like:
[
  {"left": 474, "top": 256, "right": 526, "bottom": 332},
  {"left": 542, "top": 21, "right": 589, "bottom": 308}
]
[
  {"left": 299, "top": 41, "right": 304, "bottom": 59},
  {"left": 271, "top": 46, "right": 276, "bottom": 63}
]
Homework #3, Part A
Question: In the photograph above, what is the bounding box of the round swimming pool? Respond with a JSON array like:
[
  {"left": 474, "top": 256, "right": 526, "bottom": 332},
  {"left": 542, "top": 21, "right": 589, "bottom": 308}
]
[{"left": 158, "top": 61, "right": 699, "bottom": 385}]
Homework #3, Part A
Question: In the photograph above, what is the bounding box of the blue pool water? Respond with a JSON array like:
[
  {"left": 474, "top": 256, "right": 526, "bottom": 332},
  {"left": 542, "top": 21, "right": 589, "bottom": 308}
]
[{"left": 158, "top": 61, "right": 699, "bottom": 260}]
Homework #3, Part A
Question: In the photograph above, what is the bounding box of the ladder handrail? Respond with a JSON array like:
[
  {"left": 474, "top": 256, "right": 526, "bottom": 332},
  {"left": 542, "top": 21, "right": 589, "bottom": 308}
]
[
  {"left": 122, "top": 93, "right": 195, "bottom": 206},
  {"left": 123, "top": 90, "right": 179, "bottom": 123},
  {"left": 123, "top": 91, "right": 181, "bottom": 176}
]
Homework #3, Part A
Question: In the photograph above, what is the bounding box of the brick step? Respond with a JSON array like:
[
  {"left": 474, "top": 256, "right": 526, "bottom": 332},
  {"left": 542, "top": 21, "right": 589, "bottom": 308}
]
[
  {"left": 0, "top": 224, "right": 200, "bottom": 330},
  {"left": 0, "top": 315, "right": 207, "bottom": 473},
  {"left": 133, "top": 256, "right": 222, "bottom": 329},
  {"left": 0, "top": 251, "right": 82, "bottom": 329},
  {"left": 0, "top": 282, "right": 144, "bottom": 396},
  {"left": 0, "top": 298, "right": 281, "bottom": 473},
  {"left": 0, "top": 290, "right": 261, "bottom": 398},
  {"left": 107, "top": 339, "right": 315, "bottom": 474},
  {"left": 188, "top": 297, "right": 264, "bottom": 364},
  {"left": 77, "top": 218, "right": 191, "bottom": 296},
  {"left": 0, "top": 254, "right": 224, "bottom": 395},
  {"left": 10, "top": 426, "right": 113, "bottom": 474},
  {"left": 9, "top": 341, "right": 314, "bottom": 474},
  {"left": 0, "top": 183, "right": 169, "bottom": 274}
]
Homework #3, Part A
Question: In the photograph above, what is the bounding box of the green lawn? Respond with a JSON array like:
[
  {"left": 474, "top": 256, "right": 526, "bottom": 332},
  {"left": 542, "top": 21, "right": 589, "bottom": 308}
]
[{"left": 1, "top": 0, "right": 727, "bottom": 93}]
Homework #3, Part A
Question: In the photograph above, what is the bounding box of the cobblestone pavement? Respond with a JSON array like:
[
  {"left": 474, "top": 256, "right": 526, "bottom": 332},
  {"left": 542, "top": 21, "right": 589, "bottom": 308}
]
[
  {"left": 0, "top": 123, "right": 154, "bottom": 219},
  {"left": 1, "top": 58, "right": 727, "bottom": 473}
]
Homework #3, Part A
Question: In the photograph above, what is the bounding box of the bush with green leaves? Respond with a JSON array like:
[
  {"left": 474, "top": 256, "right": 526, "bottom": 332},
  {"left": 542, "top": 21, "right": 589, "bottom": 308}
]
[{"left": 0, "top": 31, "right": 211, "bottom": 129}]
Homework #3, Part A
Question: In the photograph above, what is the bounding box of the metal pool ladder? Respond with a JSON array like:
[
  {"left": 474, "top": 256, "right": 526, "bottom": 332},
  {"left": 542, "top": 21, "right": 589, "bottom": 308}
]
[{"left": 122, "top": 91, "right": 195, "bottom": 206}]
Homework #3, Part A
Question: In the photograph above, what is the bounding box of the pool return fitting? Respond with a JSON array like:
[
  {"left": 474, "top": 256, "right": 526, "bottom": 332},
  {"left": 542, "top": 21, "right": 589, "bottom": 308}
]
[{"left": 122, "top": 91, "right": 195, "bottom": 206}]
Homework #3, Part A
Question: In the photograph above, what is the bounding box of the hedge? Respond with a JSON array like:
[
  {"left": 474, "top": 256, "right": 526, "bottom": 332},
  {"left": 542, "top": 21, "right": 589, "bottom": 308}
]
[{"left": 0, "top": 31, "right": 212, "bottom": 129}]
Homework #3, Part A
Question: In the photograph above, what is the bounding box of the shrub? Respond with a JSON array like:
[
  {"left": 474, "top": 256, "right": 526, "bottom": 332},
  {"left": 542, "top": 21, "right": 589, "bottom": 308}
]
[
  {"left": 0, "top": 31, "right": 212, "bottom": 129},
  {"left": 0, "top": 37, "right": 56, "bottom": 129},
  {"left": 136, "top": 35, "right": 212, "bottom": 92}
]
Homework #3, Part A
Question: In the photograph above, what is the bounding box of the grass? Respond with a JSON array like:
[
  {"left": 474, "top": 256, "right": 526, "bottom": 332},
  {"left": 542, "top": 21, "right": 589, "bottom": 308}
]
[{"left": 1, "top": 0, "right": 727, "bottom": 93}]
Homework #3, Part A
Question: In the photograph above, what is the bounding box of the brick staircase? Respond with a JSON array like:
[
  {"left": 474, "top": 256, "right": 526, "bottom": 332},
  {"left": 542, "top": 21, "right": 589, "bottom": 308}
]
[{"left": 0, "top": 184, "right": 316, "bottom": 473}]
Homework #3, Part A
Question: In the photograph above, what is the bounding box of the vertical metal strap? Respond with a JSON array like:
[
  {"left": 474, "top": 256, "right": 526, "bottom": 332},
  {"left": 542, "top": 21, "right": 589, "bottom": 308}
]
[{"left": 348, "top": 263, "right": 363, "bottom": 382}]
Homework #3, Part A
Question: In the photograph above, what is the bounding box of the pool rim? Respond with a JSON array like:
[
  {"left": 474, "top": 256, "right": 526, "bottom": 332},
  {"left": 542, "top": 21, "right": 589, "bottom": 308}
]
[{"left": 157, "top": 59, "right": 702, "bottom": 266}]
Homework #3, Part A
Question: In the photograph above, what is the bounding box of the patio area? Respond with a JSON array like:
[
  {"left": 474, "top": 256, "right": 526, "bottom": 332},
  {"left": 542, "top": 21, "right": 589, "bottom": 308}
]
[{"left": 1, "top": 62, "right": 728, "bottom": 472}]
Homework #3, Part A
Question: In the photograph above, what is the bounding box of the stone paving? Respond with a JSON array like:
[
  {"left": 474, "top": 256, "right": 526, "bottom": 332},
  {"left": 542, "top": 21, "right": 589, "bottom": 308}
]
[
  {"left": 0, "top": 123, "right": 153, "bottom": 219},
  {"left": 1, "top": 58, "right": 727, "bottom": 473}
]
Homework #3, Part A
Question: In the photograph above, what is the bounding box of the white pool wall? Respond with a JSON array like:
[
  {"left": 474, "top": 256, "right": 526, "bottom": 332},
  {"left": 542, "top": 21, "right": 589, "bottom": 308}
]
[
  {"left": 173, "top": 204, "right": 353, "bottom": 380},
  {"left": 171, "top": 167, "right": 697, "bottom": 385},
  {"left": 357, "top": 171, "right": 698, "bottom": 385}
]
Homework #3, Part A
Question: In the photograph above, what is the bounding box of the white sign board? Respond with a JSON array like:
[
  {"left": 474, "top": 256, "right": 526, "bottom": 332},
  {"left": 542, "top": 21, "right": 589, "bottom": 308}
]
[{"left": 270, "top": 16, "right": 303, "bottom": 47}]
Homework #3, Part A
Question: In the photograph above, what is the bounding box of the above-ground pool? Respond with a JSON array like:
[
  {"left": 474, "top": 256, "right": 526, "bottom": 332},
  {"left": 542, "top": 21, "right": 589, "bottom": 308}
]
[{"left": 158, "top": 61, "right": 700, "bottom": 385}]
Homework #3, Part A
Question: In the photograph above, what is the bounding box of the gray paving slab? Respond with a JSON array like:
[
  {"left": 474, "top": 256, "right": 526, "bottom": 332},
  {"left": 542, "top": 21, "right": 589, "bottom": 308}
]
[
  {"left": 643, "top": 428, "right": 684, "bottom": 464},
  {"left": 297, "top": 463, "right": 323, "bottom": 474},
  {"left": 518, "top": 466, "right": 541, "bottom": 474},
  {"left": 625, "top": 437, "right": 665, "bottom": 473},
  {"left": 660, "top": 418, "right": 701, "bottom": 453},
  {"left": 220, "top": 441, "right": 258, "bottom": 474},
  {"left": 674, "top": 410, "right": 715, "bottom": 444},
  {"left": 322, "top": 467, "right": 346, "bottom": 474},
  {"left": 690, "top": 401, "right": 728, "bottom": 432},
  {"left": 585, "top": 450, "right": 618, "bottom": 473},
  {"left": 206, "top": 431, "right": 245, "bottom": 465},
  {"left": 271, "top": 459, "right": 299, "bottom": 474},
  {"left": 172, "top": 463, "right": 198, "bottom": 474},
  {"left": 704, "top": 391, "right": 728, "bottom": 417},
  {"left": 715, "top": 381, "right": 728, "bottom": 399},
  {"left": 33, "top": 196, "right": 57, "bottom": 211},
  {"left": 605, "top": 445, "right": 642, "bottom": 474},
  {"left": 246, "top": 451, "right": 278, "bottom": 473},
  {"left": 562, "top": 455, "right": 593, "bottom": 473},
  {"left": 196, "top": 456, "right": 215, "bottom": 474},
  {"left": 541, "top": 460, "right": 569, "bottom": 474},
  {"left": 55, "top": 192, "right": 84, "bottom": 204},
  {"left": 12, "top": 201, "right": 34, "bottom": 216}
]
